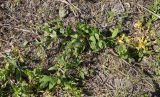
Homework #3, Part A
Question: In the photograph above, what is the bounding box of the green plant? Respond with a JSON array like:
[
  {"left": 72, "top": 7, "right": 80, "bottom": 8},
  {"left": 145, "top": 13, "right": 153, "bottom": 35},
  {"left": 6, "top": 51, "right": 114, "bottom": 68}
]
[
  {"left": 38, "top": 22, "right": 108, "bottom": 96},
  {"left": 42, "top": 22, "right": 107, "bottom": 56},
  {"left": 0, "top": 52, "right": 44, "bottom": 96},
  {"left": 43, "top": 54, "right": 83, "bottom": 96},
  {"left": 147, "top": 0, "right": 160, "bottom": 20}
]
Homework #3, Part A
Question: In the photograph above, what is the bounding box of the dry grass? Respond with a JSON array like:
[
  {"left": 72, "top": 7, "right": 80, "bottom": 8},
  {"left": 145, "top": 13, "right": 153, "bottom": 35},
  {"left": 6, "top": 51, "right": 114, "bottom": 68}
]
[{"left": 0, "top": 0, "right": 160, "bottom": 96}]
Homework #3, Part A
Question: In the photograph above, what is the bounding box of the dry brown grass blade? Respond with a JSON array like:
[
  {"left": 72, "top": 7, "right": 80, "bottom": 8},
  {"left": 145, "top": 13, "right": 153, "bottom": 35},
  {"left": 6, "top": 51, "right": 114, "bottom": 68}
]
[{"left": 57, "top": 0, "right": 81, "bottom": 16}]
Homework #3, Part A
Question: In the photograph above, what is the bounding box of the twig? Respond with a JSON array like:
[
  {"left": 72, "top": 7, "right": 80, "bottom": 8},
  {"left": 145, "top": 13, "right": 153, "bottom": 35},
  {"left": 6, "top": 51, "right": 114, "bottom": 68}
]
[
  {"left": 14, "top": 28, "right": 32, "bottom": 33},
  {"left": 119, "top": 0, "right": 125, "bottom": 12},
  {"left": 58, "top": 0, "right": 81, "bottom": 15},
  {"left": 0, "top": 39, "right": 8, "bottom": 43},
  {"left": 0, "top": 23, "right": 10, "bottom": 26},
  {"left": 108, "top": 49, "right": 131, "bottom": 65}
]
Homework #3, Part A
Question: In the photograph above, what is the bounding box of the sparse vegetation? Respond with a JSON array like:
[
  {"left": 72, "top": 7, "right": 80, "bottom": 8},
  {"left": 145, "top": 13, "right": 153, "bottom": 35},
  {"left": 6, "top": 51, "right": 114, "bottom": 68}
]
[{"left": 0, "top": 0, "right": 160, "bottom": 96}]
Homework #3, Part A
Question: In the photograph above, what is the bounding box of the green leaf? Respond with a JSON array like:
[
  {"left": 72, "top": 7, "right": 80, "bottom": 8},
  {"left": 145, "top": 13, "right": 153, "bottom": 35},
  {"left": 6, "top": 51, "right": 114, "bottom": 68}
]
[
  {"left": 90, "top": 42, "right": 97, "bottom": 51},
  {"left": 71, "top": 34, "right": 78, "bottom": 39},
  {"left": 50, "top": 30, "right": 57, "bottom": 38},
  {"left": 111, "top": 28, "right": 119, "bottom": 38},
  {"left": 79, "top": 71, "right": 85, "bottom": 79},
  {"left": 48, "top": 66, "right": 55, "bottom": 71},
  {"left": 57, "top": 78, "right": 61, "bottom": 84},
  {"left": 64, "top": 82, "right": 72, "bottom": 90},
  {"left": 94, "top": 33, "right": 100, "bottom": 40},
  {"left": 40, "top": 75, "right": 51, "bottom": 82},
  {"left": 6, "top": 56, "right": 17, "bottom": 67},
  {"left": 49, "top": 82, "right": 56, "bottom": 90},
  {"left": 40, "top": 75, "right": 57, "bottom": 90},
  {"left": 89, "top": 36, "right": 96, "bottom": 43},
  {"left": 40, "top": 81, "right": 48, "bottom": 89},
  {"left": 98, "top": 40, "right": 104, "bottom": 49},
  {"left": 60, "top": 28, "right": 65, "bottom": 34},
  {"left": 116, "top": 45, "right": 128, "bottom": 59}
]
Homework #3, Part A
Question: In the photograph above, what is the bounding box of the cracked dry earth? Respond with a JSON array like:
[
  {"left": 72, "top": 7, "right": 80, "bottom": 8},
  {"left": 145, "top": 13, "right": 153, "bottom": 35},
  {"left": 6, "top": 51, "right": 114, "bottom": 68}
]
[{"left": 0, "top": 0, "right": 160, "bottom": 96}]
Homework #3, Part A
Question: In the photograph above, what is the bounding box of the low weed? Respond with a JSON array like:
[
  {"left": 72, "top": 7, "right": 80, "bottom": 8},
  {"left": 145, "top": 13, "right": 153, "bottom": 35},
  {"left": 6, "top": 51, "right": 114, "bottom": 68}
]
[{"left": 0, "top": 3, "right": 160, "bottom": 95}]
